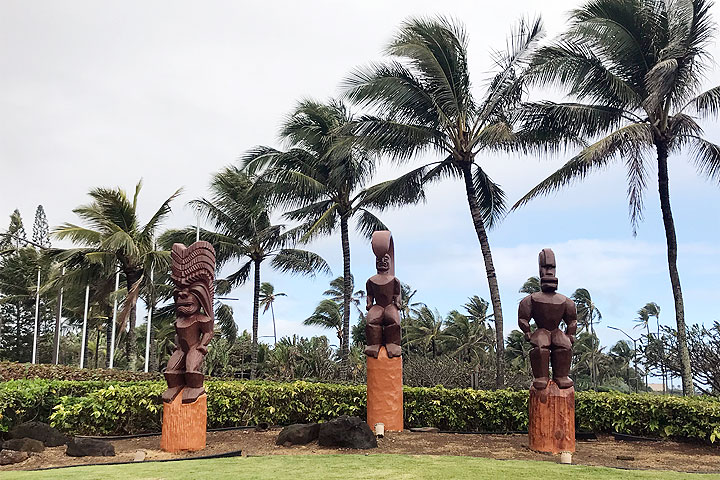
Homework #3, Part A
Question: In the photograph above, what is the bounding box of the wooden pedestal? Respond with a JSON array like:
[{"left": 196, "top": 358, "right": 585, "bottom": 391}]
[
  {"left": 160, "top": 391, "right": 207, "bottom": 453},
  {"left": 529, "top": 381, "right": 575, "bottom": 454},
  {"left": 366, "top": 346, "right": 403, "bottom": 432}
]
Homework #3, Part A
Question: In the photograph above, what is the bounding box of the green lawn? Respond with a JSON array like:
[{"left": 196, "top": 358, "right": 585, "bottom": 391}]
[{"left": 4, "top": 455, "right": 720, "bottom": 480}]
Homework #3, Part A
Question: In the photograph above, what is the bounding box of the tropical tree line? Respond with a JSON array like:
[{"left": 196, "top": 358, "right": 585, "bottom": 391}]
[{"left": 2, "top": 0, "right": 720, "bottom": 395}]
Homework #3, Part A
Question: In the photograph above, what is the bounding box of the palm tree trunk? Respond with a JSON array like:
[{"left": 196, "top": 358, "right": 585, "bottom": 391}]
[
  {"left": 270, "top": 303, "right": 277, "bottom": 347},
  {"left": 16, "top": 303, "right": 22, "bottom": 361},
  {"left": 340, "top": 214, "right": 351, "bottom": 378},
  {"left": 250, "top": 258, "right": 261, "bottom": 379},
  {"left": 591, "top": 319, "right": 596, "bottom": 390},
  {"left": 657, "top": 142, "right": 693, "bottom": 395},
  {"left": 461, "top": 163, "right": 504, "bottom": 389}
]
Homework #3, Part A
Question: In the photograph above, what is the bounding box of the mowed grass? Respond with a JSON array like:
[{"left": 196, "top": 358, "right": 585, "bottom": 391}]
[{"left": 4, "top": 455, "right": 720, "bottom": 480}]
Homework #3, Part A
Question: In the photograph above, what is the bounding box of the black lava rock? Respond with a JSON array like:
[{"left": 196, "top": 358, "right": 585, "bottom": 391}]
[
  {"left": 9, "top": 421, "right": 68, "bottom": 447},
  {"left": 2, "top": 437, "right": 45, "bottom": 453},
  {"left": 0, "top": 450, "right": 30, "bottom": 465},
  {"left": 318, "top": 416, "right": 377, "bottom": 449},
  {"left": 65, "top": 438, "right": 116, "bottom": 457},
  {"left": 276, "top": 423, "right": 321, "bottom": 446}
]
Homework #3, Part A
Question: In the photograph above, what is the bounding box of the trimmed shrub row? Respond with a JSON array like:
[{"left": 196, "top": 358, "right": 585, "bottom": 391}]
[{"left": 2, "top": 379, "right": 719, "bottom": 444}]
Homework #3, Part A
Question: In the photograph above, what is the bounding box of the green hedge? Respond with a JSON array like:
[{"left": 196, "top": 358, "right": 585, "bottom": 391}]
[
  {"left": 2, "top": 379, "right": 720, "bottom": 444},
  {"left": 0, "top": 361, "right": 162, "bottom": 382}
]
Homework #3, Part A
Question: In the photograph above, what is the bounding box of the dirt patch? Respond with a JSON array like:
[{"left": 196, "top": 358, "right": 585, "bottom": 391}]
[{"left": 2, "top": 429, "right": 719, "bottom": 474}]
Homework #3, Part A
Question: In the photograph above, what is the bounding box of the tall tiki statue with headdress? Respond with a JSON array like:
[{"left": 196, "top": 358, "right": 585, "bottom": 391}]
[
  {"left": 365, "top": 231, "right": 402, "bottom": 358},
  {"left": 162, "top": 241, "right": 216, "bottom": 404}
]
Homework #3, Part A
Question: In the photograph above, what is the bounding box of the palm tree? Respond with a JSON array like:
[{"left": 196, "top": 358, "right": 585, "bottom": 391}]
[
  {"left": 54, "top": 181, "right": 179, "bottom": 370},
  {"left": 303, "top": 299, "right": 343, "bottom": 349},
  {"left": 322, "top": 276, "right": 365, "bottom": 315},
  {"left": 519, "top": 276, "right": 541, "bottom": 294},
  {"left": 242, "top": 99, "right": 389, "bottom": 375},
  {"left": 160, "top": 167, "right": 330, "bottom": 379},
  {"left": 258, "top": 282, "right": 286, "bottom": 346},
  {"left": 635, "top": 301, "right": 664, "bottom": 392},
  {"left": 513, "top": 0, "right": 720, "bottom": 395},
  {"left": 571, "top": 288, "right": 602, "bottom": 390},
  {"left": 343, "top": 17, "right": 545, "bottom": 388},
  {"left": 405, "top": 306, "right": 453, "bottom": 358}
]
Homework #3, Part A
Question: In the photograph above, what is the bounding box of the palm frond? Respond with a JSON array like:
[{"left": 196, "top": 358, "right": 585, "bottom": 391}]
[
  {"left": 513, "top": 123, "right": 653, "bottom": 210},
  {"left": 689, "top": 136, "right": 720, "bottom": 184},
  {"left": 270, "top": 249, "right": 331, "bottom": 277},
  {"left": 354, "top": 209, "right": 389, "bottom": 240},
  {"left": 215, "top": 301, "right": 238, "bottom": 342},
  {"left": 472, "top": 166, "right": 507, "bottom": 229}
]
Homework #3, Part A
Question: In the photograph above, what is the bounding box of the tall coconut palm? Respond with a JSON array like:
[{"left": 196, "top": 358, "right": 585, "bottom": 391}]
[
  {"left": 322, "top": 276, "right": 365, "bottom": 315},
  {"left": 160, "top": 167, "right": 330, "bottom": 379},
  {"left": 54, "top": 181, "right": 179, "bottom": 370},
  {"left": 258, "top": 282, "right": 286, "bottom": 346},
  {"left": 571, "top": 288, "right": 602, "bottom": 390},
  {"left": 242, "top": 99, "right": 389, "bottom": 375},
  {"left": 513, "top": 0, "right": 720, "bottom": 395},
  {"left": 343, "top": 17, "right": 545, "bottom": 388},
  {"left": 635, "top": 301, "right": 664, "bottom": 392}
]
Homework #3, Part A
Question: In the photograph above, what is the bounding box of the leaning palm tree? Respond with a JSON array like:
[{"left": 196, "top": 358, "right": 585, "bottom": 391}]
[
  {"left": 303, "top": 299, "right": 344, "bottom": 349},
  {"left": 343, "top": 17, "right": 545, "bottom": 388},
  {"left": 258, "top": 282, "right": 286, "bottom": 346},
  {"left": 405, "top": 306, "right": 453, "bottom": 358},
  {"left": 242, "top": 99, "right": 389, "bottom": 375},
  {"left": 519, "top": 276, "right": 541, "bottom": 294},
  {"left": 160, "top": 167, "right": 330, "bottom": 379},
  {"left": 54, "top": 181, "right": 180, "bottom": 370},
  {"left": 571, "top": 288, "right": 602, "bottom": 390},
  {"left": 513, "top": 0, "right": 720, "bottom": 395}
]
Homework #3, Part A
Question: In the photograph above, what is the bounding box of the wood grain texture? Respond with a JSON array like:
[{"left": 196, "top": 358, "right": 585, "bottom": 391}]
[
  {"left": 529, "top": 381, "right": 575, "bottom": 453},
  {"left": 367, "top": 346, "right": 403, "bottom": 431},
  {"left": 160, "top": 390, "right": 207, "bottom": 453}
]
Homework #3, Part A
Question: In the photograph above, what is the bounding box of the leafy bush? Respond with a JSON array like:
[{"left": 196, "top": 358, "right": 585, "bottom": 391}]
[
  {"left": 0, "top": 379, "right": 112, "bottom": 432},
  {"left": 4, "top": 379, "right": 720, "bottom": 444}
]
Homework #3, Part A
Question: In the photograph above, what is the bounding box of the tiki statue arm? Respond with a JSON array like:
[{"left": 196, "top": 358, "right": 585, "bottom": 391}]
[
  {"left": 392, "top": 278, "right": 401, "bottom": 307},
  {"left": 365, "top": 280, "right": 374, "bottom": 311},
  {"left": 518, "top": 296, "right": 532, "bottom": 341},
  {"left": 564, "top": 298, "right": 577, "bottom": 344},
  {"left": 197, "top": 319, "right": 215, "bottom": 355}
]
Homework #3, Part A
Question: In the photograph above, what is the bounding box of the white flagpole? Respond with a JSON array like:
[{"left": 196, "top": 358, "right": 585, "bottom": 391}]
[
  {"left": 109, "top": 270, "right": 120, "bottom": 368},
  {"left": 144, "top": 263, "right": 154, "bottom": 373},
  {"left": 80, "top": 284, "right": 89, "bottom": 369},
  {"left": 31, "top": 268, "right": 41, "bottom": 364},
  {"left": 54, "top": 267, "right": 65, "bottom": 364}
]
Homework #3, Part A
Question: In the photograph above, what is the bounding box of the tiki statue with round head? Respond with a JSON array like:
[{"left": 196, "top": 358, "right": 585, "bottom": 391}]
[
  {"left": 162, "top": 241, "right": 216, "bottom": 404},
  {"left": 518, "top": 248, "right": 577, "bottom": 389},
  {"left": 365, "top": 231, "right": 402, "bottom": 358}
]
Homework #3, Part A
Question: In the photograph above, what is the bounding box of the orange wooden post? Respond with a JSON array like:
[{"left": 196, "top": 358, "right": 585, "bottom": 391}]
[
  {"left": 160, "top": 390, "right": 207, "bottom": 453},
  {"left": 528, "top": 381, "right": 575, "bottom": 454},
  {"left": 366, "top": 346, "right": 403, "bottom": 432}
]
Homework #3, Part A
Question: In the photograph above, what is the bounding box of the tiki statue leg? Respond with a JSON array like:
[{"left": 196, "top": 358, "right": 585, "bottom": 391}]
[
  {"left": 182, "top": 348, "right": 206, "bottom": 404},
  {"left": 550, "top": 329, "right": 574, "bottom": 389},
  {"left": 162, "top": 348, "right": 186, "bottom": 403},
  {"left": 382, "top": 305, "right": 402, "bottom": 358},
  {"left": 529, "top": 329, "right": 551, "bottom": 390},
  {"left": 365, "top": 305, "right": 384, "bottom": 358}
]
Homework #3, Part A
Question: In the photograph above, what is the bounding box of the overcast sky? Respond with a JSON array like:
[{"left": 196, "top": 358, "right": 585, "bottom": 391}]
[{"left": 2, "top": 1, "right": 719, "bottom": 373}]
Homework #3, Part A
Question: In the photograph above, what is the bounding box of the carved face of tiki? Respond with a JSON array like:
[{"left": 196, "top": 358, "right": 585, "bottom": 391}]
[
  {"left": 539, "top": 248, "right": 558, "bottom": 292},
  {"left": 376, "top": 253, "right": 391, "bottom": 274},
  {"left": 174, "top": 287, "right": 201, "bottom": 317}
]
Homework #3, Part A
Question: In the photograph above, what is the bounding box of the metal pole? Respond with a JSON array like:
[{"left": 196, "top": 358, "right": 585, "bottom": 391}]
[
  {"left": 31, "top": 268, "right": 41, "bottom": 364},
  {"left": 196, "top": 217, "right": 200, "bottom": 242},
  {"left": 53, "top": 267, "right": 65, "bottom": 364},
  {"left": 109, "top": 270, "right": 120, "bottom": 368},
  {"left": 80, "top": 284, "right": 89, "bottom": 369},
  {"left": 144, "top": 263, "right": 154, "bottom": 373}
]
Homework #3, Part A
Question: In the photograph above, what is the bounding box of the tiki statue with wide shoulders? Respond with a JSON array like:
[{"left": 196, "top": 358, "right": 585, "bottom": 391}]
[
  {"left": 162, "top": 241, "right": 216, "bottom": 404},
  {"left": 365, "top": 231, "right": 402, "bottom": 358},
  {"left": 518, "top": 248, "right": 577, "bottom": 390}
]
